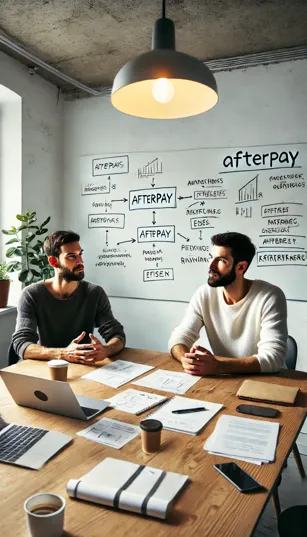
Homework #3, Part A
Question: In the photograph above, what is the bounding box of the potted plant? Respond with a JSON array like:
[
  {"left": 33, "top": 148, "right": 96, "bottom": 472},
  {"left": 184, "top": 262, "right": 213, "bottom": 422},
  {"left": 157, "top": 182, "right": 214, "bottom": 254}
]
[
  {"left": 0, "top": 261, "right": 11, "bottom": 308},
  {"left": 2, "top": 210, "right": 54, "bottom": 285}
]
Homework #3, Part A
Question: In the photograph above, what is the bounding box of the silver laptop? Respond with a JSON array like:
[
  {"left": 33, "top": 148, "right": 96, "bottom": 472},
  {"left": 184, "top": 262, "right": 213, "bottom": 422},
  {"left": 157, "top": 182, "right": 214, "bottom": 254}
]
[
  {"left": 0, "top": 422, "right": 72, "bottom": 470},
  {"left": 0, "top": 371, "right": 110, "bottom": 421}
]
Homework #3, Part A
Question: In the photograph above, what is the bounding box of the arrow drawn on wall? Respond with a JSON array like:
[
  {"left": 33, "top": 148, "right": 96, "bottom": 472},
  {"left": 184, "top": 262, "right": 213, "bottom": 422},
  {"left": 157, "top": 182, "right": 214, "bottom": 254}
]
[
  {"left": 199, "top": 230, "right": 203, "bottom": 240},
  {"left": 177, "top": 233, "right": 190, "bottom": 242},
  {"left": 117, "top": 238, "right": 136, "bottom": 245},
  {"left": 106, "top": 230, "right": 109, "bottom": 246},
  {"left": 178, "top": 195, "right": 192, "bottom": 200},
  {"left": 111, "top": 198, "right": 128, "bottom": 203},
  {"left": 188, "top": 202, "right": 199, "bottom": 208},
  {"left": 151, "top": 179, "right": 155, "bottom": 187},
  {"left": 152, "top": 211, "right": 156, "bottom": 225}
]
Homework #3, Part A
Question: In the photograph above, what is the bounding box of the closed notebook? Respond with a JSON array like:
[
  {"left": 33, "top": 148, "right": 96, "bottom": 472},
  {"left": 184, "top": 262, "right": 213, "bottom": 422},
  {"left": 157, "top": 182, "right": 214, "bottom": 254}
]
[
  {"left": 67, "top": 457, "right": 189, "bottom": 520},
  {"left": 237, "top": 380, "right": 299, "bottom": 405}
]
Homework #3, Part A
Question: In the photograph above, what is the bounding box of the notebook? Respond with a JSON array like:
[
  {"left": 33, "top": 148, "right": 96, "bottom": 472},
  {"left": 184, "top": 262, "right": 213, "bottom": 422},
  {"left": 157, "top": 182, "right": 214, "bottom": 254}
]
[
  {"left": 145, "top": 396, "right": 223, "bottom": 435},
  {"left": 237, "top": 380, "right": 299, "bottom": 405},
  {"left": 67, "top": 457, "right": 189, "bottom": 520},
  {"left": 106, "top": 389, "right": 168, "bottom": 415}
]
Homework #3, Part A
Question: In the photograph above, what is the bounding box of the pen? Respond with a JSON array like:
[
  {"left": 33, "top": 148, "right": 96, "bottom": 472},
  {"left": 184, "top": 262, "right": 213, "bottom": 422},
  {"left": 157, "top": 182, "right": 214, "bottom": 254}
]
[{"left": 172, "top": 407, "right": 207, "bottom": 414}]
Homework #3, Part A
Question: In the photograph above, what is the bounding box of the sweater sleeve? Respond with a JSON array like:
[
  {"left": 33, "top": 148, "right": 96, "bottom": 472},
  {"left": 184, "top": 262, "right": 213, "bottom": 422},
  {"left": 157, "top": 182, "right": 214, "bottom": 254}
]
[
  {"left": 253, "top": 287, "right": 288, "bottom": 373},
  {"left": 168, "top": 287, "right": 205, "bottom": 352},
  {"left": 12, "top": 288, "right": 39, "bottom": 359},
  {"left": 95, "top": 288, "right": 126, "bottom": 344}
]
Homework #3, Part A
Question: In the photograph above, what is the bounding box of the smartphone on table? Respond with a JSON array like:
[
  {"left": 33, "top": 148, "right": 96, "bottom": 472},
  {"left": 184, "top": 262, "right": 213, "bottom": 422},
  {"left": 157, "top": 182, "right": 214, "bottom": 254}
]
[
  {"left": 236, "top": 404, "right": 279, "bottom": 418},
  {"left": 214, "top": 462, "right": 265, "bottom": 493}
]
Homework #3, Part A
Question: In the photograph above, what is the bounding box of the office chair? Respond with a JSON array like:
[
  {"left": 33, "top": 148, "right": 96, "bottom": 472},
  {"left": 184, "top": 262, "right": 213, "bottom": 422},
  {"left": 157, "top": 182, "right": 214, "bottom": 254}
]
[
  {"left": 8, "top": 342, "right": 20, "bottom": 366},
  {"left": 278, "top": 505, "right": 307, "bottom": 537},
  {"left": 272, "top": 336, "right": 306, "bottom": 517}
]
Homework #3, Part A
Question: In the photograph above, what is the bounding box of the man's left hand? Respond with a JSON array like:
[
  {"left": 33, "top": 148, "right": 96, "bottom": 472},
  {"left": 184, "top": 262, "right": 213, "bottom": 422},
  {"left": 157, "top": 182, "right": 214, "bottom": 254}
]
[
  {"left": 81, "top": 334, "right": 111, "bottom": 363},
  {"left": 182, "top": 345, "right": 222, "bottom": 376}
]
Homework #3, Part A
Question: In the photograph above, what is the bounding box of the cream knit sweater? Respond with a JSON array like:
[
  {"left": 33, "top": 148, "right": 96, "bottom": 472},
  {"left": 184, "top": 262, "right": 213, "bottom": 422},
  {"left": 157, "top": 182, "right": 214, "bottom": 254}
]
[{"left": 168, "top": 280, "right": 288, "bottom": 373}]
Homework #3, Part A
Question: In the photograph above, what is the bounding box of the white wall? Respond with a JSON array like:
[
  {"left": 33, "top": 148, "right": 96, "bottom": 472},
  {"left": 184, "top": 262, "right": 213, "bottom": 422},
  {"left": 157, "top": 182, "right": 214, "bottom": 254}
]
[
  {"left": 64, "top": 60, "right": 307, "bottom": 368},
  {"left": 0, "top": 51, "right": 64, "bottom": 364}
]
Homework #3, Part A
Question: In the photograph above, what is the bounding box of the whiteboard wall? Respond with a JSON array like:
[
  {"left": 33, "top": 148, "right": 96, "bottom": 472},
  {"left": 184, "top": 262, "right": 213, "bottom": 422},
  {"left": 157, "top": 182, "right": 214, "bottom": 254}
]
[{"left": 79, "top": 143, "right": 307, "bottom": 302}]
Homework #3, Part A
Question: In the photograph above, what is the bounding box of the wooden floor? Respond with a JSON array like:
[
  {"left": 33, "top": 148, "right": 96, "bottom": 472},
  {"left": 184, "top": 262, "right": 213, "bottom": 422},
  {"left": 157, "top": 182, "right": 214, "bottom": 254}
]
[{"left": 253, "top": 454, "right": 307, "bottom": 537}]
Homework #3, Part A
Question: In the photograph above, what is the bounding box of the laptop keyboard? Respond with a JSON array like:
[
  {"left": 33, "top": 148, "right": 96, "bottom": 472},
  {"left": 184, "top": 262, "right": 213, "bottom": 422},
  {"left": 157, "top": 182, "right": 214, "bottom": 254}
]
[
  {"left": 80, "top": 406, "right": 99, "bottom": 417},
  {"left": 0, "top": 424, "right": 48, "bottom": 462}
]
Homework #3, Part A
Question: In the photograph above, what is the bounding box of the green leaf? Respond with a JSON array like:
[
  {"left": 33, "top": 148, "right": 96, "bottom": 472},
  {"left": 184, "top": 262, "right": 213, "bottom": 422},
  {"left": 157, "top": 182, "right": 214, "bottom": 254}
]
[
  {"left": 30, "top": 211, "right": 36, "bottom": 217},
  {"left": 16, "top": 214, "right": 26, "bottom": 222},
  {"left": 30, "top": 269, "right": 41, "bottom": 277},
  {"left": 28, "top": 217, "right": 37, "bottom": 224},
  {"left": 6, "top": 261, "right": 22, "bottom": 272},
  {"left": 17, "top": 224, "right": 28, "bottom": 232},
  {"left": 2, "top": 229, "right": 16, "bottom": 235},
  {"left": 6, "top": 247, "right": 17, "bottom": 258},
  {"left": 41, "top": 216, "right": 51, "bottom": 227},
  {"left": 5, "top": 238, "right": 19, "bottom": 244},
  {"left": 26, "top": 233, "right": 36, "bottom": 242},
  {"left": 30, "top": 258, "right": 41, "bottom": 266},
  {"left": 36, "top": 228, "right": 48, "bottom": 235},
  {"left": 19, "top": 269, "right": 30, "bottom": 282}
]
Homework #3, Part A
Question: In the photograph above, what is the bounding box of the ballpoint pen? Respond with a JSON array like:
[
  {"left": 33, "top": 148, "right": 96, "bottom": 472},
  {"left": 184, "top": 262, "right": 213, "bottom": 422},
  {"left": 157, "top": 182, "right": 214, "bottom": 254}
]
[{"left": 172, "top": 407, "right": 207, "bottom": 414}]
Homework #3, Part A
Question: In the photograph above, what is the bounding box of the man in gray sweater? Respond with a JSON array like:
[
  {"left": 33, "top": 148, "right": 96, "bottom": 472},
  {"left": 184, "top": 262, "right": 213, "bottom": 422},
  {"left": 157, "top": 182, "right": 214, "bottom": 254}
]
[{"left": 12, "top": 230, "right": 125, "bottom": 364}]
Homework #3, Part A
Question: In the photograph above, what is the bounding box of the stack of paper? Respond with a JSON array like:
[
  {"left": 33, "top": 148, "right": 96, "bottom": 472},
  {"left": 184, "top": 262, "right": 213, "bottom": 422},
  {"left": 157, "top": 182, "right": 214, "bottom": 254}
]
[
  {"left": 146, "top": 396, "right": 223, "bottom": 435},
  {"left": 204, "top": 415, "right": 280, "bottom": 465}
]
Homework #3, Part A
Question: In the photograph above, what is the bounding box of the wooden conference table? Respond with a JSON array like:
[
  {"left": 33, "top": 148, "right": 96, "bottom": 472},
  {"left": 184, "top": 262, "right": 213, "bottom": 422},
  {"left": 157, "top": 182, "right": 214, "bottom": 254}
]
[{"left": 0, "top": 348, "right": 307, "bottom": 537}]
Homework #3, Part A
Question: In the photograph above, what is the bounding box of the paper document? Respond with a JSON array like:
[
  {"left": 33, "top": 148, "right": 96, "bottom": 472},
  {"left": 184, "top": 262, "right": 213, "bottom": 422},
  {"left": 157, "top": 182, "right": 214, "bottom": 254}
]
[
  {"left": 67, "top": 457, "right": 189, "bottom": 519},
  {"left": 82, "top": 360, "right": 154, "bottom": 388},
  {"left": 204, "top": 415, "right": 280, "bottom": 464},
  {"left": 107, "top": 389, "right": 168, "bottom": 415},
  {"left": 146, "top": 396, "right": 223, "bottom": 435},
  {"left": 133, "top": 369, "right": 201, "bottom": 394},
  {"left": 77, "top": 417, "right": 140, "bottom": 449}
]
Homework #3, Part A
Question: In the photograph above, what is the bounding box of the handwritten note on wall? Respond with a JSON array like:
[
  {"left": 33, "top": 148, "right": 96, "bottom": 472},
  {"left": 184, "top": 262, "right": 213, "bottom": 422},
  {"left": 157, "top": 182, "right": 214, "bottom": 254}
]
[{"left": 79, "top": 144, "right": 307, "bottom": 302}]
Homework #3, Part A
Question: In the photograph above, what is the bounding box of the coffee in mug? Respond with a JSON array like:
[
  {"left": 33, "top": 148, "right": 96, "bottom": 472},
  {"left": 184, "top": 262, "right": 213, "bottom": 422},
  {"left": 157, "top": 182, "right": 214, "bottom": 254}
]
[
  {"left": 48, "top": 360, "right": 68, "bottom": 382},
  {"left": 30, "top": 504, "right": 60, "bottom": 515},
  {"left": 140, "top": 419, "right": 163, "bottom": 454}
]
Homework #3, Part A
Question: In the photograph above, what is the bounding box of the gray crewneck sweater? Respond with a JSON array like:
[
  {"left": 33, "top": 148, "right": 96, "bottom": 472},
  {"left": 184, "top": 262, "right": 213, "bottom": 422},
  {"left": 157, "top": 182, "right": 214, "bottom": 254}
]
[{"left": 12, "top": 281, "right": 125, "bottom": 359}]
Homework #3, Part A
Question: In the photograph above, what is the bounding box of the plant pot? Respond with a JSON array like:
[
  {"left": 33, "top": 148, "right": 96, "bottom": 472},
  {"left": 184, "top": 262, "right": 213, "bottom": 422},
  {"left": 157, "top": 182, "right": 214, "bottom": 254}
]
[{"left": 0, "top": 279, "right": 10, "bottom": 308}]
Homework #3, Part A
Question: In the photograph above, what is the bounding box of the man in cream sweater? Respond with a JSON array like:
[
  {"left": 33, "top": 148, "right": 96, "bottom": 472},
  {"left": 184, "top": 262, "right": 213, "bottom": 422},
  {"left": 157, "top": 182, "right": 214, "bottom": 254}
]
[{"left": 168, "top": 232, "right": 287, "bottom": 375}]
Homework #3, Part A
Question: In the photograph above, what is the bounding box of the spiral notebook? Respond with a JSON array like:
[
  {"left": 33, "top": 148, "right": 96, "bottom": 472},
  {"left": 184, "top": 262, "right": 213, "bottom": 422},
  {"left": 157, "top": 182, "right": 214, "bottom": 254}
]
[
  {"left": 146, "top": 396, "right": 223, "bottom": 435},
  {"left": 106, "top": 389, "right": 168, "bottom": 415}
]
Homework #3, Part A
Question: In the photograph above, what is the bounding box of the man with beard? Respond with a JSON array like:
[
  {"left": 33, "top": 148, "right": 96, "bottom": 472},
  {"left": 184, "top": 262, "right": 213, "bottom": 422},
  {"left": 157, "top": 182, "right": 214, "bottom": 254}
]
[
  {"left": 168, "top": 232, "right": 287, "bottom": 375},
  {"left": 12, "top": 230, "right": 125, "bottom": 364}
]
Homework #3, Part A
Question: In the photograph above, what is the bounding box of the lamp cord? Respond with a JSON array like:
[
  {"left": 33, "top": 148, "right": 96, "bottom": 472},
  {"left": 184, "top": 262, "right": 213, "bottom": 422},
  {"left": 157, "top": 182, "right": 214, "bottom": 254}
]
[{"left": 162, "top": 0, "right": 166, "bottom": 18}]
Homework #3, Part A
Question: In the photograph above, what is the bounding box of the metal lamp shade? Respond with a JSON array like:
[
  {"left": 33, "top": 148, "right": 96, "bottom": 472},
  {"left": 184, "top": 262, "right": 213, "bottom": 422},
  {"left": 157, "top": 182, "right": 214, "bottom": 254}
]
[{"left": 111, "top": 49, "right": 218, "bottom": 119}]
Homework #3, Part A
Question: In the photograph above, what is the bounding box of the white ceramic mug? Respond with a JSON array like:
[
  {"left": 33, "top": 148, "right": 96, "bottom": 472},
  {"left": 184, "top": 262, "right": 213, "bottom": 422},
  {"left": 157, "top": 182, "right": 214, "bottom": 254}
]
[{"left": 24, "top": 492, "right": 66, "bottom": 537}]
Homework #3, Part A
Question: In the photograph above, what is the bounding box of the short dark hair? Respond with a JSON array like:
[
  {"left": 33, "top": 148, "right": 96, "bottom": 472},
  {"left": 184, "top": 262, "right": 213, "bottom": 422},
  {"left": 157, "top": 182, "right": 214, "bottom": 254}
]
[
  {"left": 44, "top": 230, "right": 80, "bottom": 257},
  {"left": 211, "top": 232, "right": 256, "bottom": 271}
]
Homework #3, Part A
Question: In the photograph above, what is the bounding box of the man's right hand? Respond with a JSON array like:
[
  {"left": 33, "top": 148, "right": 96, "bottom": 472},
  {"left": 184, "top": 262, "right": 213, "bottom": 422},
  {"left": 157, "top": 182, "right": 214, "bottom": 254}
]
[{"left": 63, "top": 331, "right": 96, "bottom": 364}]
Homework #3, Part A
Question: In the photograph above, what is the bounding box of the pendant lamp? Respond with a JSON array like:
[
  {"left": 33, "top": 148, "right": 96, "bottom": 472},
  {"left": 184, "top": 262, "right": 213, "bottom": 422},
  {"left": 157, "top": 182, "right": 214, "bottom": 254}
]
[{"left": 111, "top": 0, "right": 218, "bottom": 119}]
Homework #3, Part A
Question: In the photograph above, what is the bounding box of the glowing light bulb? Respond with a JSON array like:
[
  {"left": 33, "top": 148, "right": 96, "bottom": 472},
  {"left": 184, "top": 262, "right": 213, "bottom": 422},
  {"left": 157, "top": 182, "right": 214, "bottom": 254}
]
[{"left": 152, "top": 78, "right": 175, "bottom": 103}]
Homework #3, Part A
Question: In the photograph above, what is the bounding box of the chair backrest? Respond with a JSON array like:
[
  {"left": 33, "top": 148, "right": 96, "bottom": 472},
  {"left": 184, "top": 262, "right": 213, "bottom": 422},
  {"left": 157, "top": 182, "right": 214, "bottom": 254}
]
[
  {"left": 284, "top": 335, "right": 297, "bottom": 370},
  {"left": 8, "top": 343, "right": 20, "bottom": 366}
]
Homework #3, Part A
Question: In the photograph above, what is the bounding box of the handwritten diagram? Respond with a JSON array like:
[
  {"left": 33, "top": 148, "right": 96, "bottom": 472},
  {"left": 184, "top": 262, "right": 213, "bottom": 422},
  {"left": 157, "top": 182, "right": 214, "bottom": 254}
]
[{"left": 79, "top": 146, "right": 307, "bottom": 302}]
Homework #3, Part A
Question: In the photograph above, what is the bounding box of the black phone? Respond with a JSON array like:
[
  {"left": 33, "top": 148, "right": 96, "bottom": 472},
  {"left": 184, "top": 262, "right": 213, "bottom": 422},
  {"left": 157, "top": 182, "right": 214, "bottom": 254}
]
[
  {"left": 236, "top": 404, "right": 279, "bottom": 418},
  {"left": 214, "top": 462, "right": 265, "bottom": 493}
]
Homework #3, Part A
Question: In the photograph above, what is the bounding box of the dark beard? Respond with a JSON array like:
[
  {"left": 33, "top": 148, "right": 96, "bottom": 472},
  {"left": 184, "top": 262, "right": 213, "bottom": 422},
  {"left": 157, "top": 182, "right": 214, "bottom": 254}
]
[
  {"left": 208, "top": 264, "right": 236, "bottom": 287},
  {"left": 59, "top": 265, "right": 84, "bottom": 282}
]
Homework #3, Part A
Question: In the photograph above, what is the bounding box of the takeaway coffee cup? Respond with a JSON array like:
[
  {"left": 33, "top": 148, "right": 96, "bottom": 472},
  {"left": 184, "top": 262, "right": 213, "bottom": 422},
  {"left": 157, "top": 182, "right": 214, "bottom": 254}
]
[
  {"left": 48, "top": 360, "right": 68, "bottom": 382},
  {"left": 140, "top": 419, "right": 163, "bottom": 454},
  {"left": 24, "top": 492, "right": 66, "bottom": 537}
]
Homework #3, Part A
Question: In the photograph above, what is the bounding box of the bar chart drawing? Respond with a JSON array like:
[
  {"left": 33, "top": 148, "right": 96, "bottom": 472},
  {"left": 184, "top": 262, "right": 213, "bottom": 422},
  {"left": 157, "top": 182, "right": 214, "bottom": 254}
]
[
  {"left": 237, "top": 175, "right": 259, "bottom": 203},
  {"left": 138, "top": 158, "right": 163, "bottom": 178}
]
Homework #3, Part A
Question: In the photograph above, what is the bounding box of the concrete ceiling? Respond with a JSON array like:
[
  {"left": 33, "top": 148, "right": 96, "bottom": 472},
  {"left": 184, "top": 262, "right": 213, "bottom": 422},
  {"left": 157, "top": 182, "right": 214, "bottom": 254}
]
[{"left": 0, "top": 0, "right": 307, "bottom": 91}]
